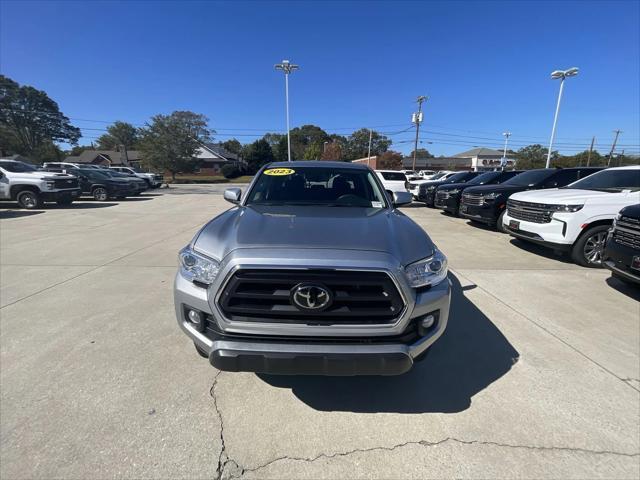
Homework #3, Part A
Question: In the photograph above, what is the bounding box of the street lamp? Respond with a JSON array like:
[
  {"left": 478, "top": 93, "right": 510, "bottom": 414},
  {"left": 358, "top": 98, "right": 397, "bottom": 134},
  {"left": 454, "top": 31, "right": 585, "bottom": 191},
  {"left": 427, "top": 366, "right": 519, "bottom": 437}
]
[
  {"left": 546, "top": 67, "right": 579, "bottom": 168},
  {"left": 274, "top": 59, "right": 299, "bottom": 162},
  {"left": 501, "top": 132, "right": 511, "bottom": 170}
]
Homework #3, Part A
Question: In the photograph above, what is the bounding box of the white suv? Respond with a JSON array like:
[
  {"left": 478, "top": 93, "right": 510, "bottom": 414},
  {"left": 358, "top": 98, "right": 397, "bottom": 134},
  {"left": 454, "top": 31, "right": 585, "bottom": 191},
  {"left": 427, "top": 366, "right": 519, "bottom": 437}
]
[
  {"left": 375, "top": 170, "right": 408, "bottom": 193},
  {"left": 109, "top": 167, "right": 163, "bottom": 188},
  {"left": 503, "top": 166, "right": 640, "bottom": 267}
]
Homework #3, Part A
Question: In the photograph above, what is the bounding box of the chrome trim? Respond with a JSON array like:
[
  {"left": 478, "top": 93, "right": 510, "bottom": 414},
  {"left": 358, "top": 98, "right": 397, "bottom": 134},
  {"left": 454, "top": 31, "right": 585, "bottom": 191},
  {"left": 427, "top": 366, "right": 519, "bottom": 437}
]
[{"left": 213, "top": 265, "right": 409, "bottom": 330}]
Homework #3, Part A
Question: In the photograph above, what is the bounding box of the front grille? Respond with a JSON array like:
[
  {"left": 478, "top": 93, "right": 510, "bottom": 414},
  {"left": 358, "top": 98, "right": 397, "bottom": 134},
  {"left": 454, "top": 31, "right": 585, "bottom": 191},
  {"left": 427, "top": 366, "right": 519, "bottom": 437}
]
[
  {"left": 218, "top": 269, "right": 405, "bottom": 325},
  {"left": 507, "top": 199, "right": 552, "bottom": 224},
  {"left": 53, "top": 178, "right": 79, "bottom": 189},
  {"left": 613, "top": 216, "right": 640, "bottom": 249},
  {"left": 436, "top": 191, "right": 450, "bottom": 201},
  {"left": 462, "top": 192, "right": 484, "bottom": 206}
]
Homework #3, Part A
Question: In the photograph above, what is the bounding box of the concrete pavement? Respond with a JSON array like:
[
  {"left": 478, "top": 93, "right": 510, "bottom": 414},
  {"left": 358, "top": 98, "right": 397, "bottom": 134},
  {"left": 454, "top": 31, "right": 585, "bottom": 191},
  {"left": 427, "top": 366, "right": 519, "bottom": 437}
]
[{"left": 1, "top": 186, "right": 638, "bottom": 479}]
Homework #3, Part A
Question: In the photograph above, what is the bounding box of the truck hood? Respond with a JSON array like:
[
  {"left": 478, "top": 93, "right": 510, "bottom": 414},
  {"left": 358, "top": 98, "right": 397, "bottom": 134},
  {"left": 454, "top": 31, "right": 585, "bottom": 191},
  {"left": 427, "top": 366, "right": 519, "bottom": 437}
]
[
  {"left": 464, "top": 184, "right": 527, "bottom": 196},
  {"left": 193, "top": 205, "right": 435, "bottom": 265},
  {"left": 8, "top": 171, "right": 76, "bottom": 181},
  {"left": 510, "top": 188, "right": 632, "bottom": 204}
]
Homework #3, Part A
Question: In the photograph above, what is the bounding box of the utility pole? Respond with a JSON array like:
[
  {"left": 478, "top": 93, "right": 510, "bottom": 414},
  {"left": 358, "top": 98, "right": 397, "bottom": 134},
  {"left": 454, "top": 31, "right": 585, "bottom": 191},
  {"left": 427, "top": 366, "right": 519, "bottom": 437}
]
[
  {"left": 607, "top": 129, "right": 621, "bottom": 167},
  {"left": 586, "top": 136, "right": 595, "bottom": 166},
  {"left": 367, "top": 129, "right": 372, "bottom": 167},
  {"left": 274, "top": 60, "right": 300, "bottom": 162},
  {"left": 412, "top": 96, "right": 427, "bottom": 171}
]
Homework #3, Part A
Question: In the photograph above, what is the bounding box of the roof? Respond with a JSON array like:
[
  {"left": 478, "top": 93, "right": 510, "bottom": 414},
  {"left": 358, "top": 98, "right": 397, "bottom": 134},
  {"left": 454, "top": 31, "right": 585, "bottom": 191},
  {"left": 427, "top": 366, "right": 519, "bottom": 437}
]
[
  {"left": 66, "top": 150, "right": 142, "bottom": 165},
  {"left": 203, "top": 143, "right": 240, "bottom": 161},
  {"left": 402, "top": 156, "right": 471, "bottom": 168},
  {"left": 267, "top": 161, "right": 367, "bottom": 169},
  {"left": 453, "top": 148, "right": 504, "bottom": 157}
]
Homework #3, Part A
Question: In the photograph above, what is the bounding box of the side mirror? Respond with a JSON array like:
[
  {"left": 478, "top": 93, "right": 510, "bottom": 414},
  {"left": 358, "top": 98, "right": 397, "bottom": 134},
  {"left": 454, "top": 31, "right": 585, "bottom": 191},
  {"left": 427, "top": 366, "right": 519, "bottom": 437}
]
[
  {"left": 392, "top": 191, "right": 413, "bottom": 207},
  {"left": 224, "top": 187, "right": 242, "bottom": 205}
]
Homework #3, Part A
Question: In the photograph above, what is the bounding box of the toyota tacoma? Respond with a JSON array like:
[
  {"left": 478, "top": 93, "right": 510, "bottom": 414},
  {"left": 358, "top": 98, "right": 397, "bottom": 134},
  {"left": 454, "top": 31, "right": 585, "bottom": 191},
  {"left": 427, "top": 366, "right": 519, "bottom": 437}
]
[{"left": 174, "top": 161, "right": 451, "bottom": 376}]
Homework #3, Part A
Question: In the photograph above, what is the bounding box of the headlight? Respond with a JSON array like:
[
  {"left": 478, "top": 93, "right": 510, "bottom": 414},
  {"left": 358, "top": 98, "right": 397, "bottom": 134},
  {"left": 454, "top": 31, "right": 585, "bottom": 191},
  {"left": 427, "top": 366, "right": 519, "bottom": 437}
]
[
  {"left": 483, "top": 192, "right": 498, "bottom": 202},
  {"left": 427, "top": 186, "right": 436, "bottom": 191},
  {"left": 45, "top": 181, "right": 55, "bottom": 189},
  {"left": 613, "top": 213, "right": 621, "bottom": 227},
  {"left": 404, "top": 250, "right": 448, "bottom": 288},
  {"left": 448, "top": 189, "right": 460, "bottom": 195},
  {"left": 548, "top": 204, "right": 583, "bottom": 213},
  {"left": 178, "top": 246, "right": 220, "bottom": 285}
]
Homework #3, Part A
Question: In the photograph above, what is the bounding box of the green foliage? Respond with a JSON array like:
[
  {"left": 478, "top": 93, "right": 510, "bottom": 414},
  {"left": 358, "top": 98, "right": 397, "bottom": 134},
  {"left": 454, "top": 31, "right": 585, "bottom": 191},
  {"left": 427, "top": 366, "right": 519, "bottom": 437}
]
[
  {"left": 289, "top": 124, "right": 330, "bottom": 159},
  {"left": 321, "top": 142, "right": 342, "bottom": 161},
  {"left": 343, "top": 129, "right": 391, "bottom": 161},
  {"left": 221, "top": 163, "right": 243, "bottom": 179},
  {"left": 0, "top": 75, "right": 80, "bottom": 156},
  {"left": 410, "top": 148, "right": 434, "bottom": 159},
  {"left": 32, "top": 141, "right": 64, "bottom": 163},
  {"left": 272, "top": 136, "right": 289, "bottom": 162},
  {"left": 377, "top": 150, "right": 403, "bottom": 170},
  {"left": 221, "top": 138, "right": 242, "bottom": 155},
  {"left": 243, "top": 138, "right": 274, "bottom": 174},
  {"left": 514, "top": 144, "right": 558, "bottom": 169},
  {"left": 262, "top": 132, "right": 285, "bottom": 147},
  {"left": 96, "top": 121, "right": 140, "bottom": 150},
  {"left": 302, "top": 142, "right": 322, "bottom": 160},
  {"left": 66, "top": 145, "right": 94, "bottom": 157},
  {"left": 138, "top": 111, "right": 211, "bottom": 180}
]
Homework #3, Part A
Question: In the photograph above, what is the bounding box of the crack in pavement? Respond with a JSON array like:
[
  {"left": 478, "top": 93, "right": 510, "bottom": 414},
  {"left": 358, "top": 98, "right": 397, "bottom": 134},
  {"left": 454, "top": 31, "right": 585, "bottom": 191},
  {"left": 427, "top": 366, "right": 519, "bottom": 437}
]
[
  {"left": 210, "top": 371, "right": 638, "bottom": 480},
  {"left": 231, "top": 437, "right": 640, "bottom": 479}
]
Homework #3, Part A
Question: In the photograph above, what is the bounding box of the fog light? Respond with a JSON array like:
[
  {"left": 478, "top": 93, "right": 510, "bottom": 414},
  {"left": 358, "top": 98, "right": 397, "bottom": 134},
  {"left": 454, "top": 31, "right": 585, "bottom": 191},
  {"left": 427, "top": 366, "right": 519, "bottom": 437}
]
[
  {"left": 187, "top": 309, "right": 202, "bottom": 325},
  {"left": 421, "top": 314, "right": 435, "bottom": 329}
]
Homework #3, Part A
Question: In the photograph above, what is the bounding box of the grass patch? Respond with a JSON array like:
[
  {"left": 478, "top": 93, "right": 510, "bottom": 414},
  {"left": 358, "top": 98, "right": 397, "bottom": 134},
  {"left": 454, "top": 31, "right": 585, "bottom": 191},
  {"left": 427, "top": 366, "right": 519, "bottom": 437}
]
[{"left": 168, "top": 175, "right": 254, "bottom": 184}]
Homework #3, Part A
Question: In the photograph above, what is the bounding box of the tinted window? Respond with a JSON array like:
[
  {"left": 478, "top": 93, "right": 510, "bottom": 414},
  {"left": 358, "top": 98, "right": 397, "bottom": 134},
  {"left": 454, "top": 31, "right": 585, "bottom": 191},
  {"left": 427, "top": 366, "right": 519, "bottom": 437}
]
[
  {"left": 565, "top": 169, "right": 640, "bottom": 192},
  {"left": 247, "top": 167, "right": 388, "bottom": 208},
  {"left": 502, "top": 169, "right": 554, "bottom": 187},
  {"left": 380, "top": 172, "right": 406, "bottom": 181},
  {"left": 0, "top": 161, "right": 38, "bottom": 172},
  {"left": 544, "top": 169, "right": 580, "bottom": 187},
  {"left": 465, "top": 172, "right": 501, "bottom": 185},
  {"left": 444, "top": 172, "right": 477, "bottom": 183}
]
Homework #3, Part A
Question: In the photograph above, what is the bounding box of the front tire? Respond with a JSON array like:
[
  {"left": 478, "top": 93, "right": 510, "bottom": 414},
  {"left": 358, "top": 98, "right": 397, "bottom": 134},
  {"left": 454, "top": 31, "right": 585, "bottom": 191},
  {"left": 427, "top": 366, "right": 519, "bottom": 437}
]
[
  {"left": 92, "top": 187, "right": 108, "bottom": 202},
  {"left": 571, "top": 225, "right": 610, "bottom": 268},
  {"left": 16, "top": 190, "right": 42, "bottom": 209},
  {"left": 496, "top": 210, "right": 507, "bottom": 233}
]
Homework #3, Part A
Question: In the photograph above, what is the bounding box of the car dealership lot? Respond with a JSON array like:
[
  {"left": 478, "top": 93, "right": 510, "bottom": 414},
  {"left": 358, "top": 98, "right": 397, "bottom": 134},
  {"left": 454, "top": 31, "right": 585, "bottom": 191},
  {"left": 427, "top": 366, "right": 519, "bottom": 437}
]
[{"left": 1, "top": 185, "right": 638, "bottom": 479}]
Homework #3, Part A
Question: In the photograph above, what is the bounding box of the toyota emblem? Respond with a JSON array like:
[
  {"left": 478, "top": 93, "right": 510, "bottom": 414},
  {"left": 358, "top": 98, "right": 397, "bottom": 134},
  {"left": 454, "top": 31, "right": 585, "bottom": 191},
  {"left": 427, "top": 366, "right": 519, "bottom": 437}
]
[{"left": 290, "top": 283, "right": 333, "bottom": 311}]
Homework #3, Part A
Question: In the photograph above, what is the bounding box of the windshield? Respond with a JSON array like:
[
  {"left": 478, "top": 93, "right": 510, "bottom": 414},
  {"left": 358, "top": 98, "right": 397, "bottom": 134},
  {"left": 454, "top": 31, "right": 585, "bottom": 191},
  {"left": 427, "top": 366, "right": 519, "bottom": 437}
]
[
  {"left": 444, "top": 172, "right": 473, "bottom": 183},
  {"left": 429, "top": 172, "right": 446, "bottom": 180},
  {"left": 246, "top": 166, "right": 388, "bottom": 208},
  {"left": 79, "top": 169, "right": 110, "bottom": 180},
  {"left": 0, "top": 161, "right": 38, "bottom": 173},
  {"left": 565, "top": 169, "right": 640, "bottom": 192},
  {"left": 465, "top": 172, "right": 501, "bottom": 186},
  {"left": 502, "top": 169, "right": 553, "bottom": 187}
]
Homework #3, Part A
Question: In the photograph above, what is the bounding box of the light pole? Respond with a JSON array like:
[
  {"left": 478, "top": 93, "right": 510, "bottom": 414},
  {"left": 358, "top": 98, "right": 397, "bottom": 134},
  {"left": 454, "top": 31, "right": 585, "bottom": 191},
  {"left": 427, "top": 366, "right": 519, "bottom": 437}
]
[
  {"left": 274, "top": 59, "right": 299, "bottom": 162},
  {"left": 546, "top": 67, "right": 579, "bottom": 168},
  {"left": 501, "top": 132, "right": 511, "bottom": 170}
]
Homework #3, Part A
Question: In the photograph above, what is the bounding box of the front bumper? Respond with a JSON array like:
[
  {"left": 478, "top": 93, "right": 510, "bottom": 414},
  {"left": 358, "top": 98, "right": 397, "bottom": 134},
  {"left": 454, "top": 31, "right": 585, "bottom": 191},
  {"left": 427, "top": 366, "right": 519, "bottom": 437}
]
[
  {"left": 603, "top": 236, "right": 640, "bottom": 284},
  {"left": 174, "top": 248, "right": 451, "bottom": 375},
  {"left": 417, "top": 190, "right": 436, "bottom": 205},
  {"left": 502, "top": 211, "right": 579, "bottom": 248},
  {"left": 459, "top": 202, "right": 499, "bottom": 225},
  {"left": 41, "top": 188, "right": 81, "bottom": 201},
  {"left": 434, "top": 194, "right": 461, "bottom": 213}
]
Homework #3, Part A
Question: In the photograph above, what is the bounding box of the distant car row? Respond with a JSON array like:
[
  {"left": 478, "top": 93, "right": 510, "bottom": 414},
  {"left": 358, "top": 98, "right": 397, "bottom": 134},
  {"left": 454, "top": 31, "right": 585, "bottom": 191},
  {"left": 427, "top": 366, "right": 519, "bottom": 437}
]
[
  {"left": 0, "top": 159, "right": 163, "bottom": 209},
  {"left": 376, "top": 166, "right": 640, "bottom": 284}
]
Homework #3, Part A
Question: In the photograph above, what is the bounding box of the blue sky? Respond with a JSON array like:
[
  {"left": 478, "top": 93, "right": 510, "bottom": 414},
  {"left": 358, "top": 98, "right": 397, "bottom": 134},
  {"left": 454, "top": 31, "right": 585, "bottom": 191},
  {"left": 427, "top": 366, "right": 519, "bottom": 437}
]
[{"left": 1, "top": 0, "right": 639, "bottom": 156}]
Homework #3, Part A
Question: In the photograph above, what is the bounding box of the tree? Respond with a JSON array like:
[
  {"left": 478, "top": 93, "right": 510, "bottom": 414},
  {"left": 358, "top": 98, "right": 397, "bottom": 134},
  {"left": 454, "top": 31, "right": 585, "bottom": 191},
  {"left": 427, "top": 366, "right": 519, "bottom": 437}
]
[
  {"left": 0, "top": 75, "right": 80, "bottom": 157},
  {"left": 66, "top": 145, "right": 94, "bottom": 157},
  {"left": 514, "top": 144, "right": 558, "bottom": 170},
  {"left": 289, "top": 124, "right": 330, "bottom": 159},
  {"left": 321, "top": 142, "right": 342, "bottom": 161},
  {"left": 221, "top": 138, "right": 242, "bottom": 155},
  {"left": 262, "top": 132, "right": 285, "bottom": 147},
  {"left": 410, "top": 148, "right": 434, "bottom": 159},
  {"left": 96, "top": 121, "right": 140, "bottom": 150},
  {"left": 32, "top": 141, "right": 64, "bottom": 163},
  {"left": 243, "top": 138, "right": 274, "bottom": 174},
  {"left": 272, "top": 136, "right": 289, "bottom": 162},
  {"left": 343, "top": 129, "right": 391, "bottom": 161},
  {"left": 302, "top": 142, "right": 323, "bottom": 160},
  {"left": 138, "top": 111, "right": 212, "bottom": 181},
  {"left": 377, "top": 150, "right": 403, "bottom": 170}
]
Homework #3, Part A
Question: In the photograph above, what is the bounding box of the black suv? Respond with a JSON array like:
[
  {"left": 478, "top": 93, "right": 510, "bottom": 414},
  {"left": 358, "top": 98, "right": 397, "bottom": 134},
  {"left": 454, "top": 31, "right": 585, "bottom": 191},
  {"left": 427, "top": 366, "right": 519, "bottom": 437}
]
[
  {"left": 434, "top": 170, "right": 522, "bottom": 216},
  {"left": 417, "top": 171, "right": 481, "bottom": 206},
  {"left": 459, "top": 167, "right": 603, "bottom": 231},
  {"left": 603, "top": 204, "right": 640, "bottom": 285},
  {"left": 74, "top": 168, "right": 137, "bottom": 201}
]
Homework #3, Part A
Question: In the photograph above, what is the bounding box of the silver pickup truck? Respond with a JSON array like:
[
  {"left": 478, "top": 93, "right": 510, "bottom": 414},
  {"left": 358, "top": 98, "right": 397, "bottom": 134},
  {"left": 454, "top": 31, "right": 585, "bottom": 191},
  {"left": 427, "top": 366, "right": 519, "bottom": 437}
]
[{"left": 174, "top": 161, "right": 451, "bottom": 376}]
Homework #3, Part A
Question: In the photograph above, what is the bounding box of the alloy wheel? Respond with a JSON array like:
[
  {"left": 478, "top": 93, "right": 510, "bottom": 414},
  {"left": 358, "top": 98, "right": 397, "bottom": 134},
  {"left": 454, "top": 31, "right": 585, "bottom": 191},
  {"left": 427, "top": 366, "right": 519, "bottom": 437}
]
[{"left": 583, "top": 231, "right": 607, "bottom": 265}]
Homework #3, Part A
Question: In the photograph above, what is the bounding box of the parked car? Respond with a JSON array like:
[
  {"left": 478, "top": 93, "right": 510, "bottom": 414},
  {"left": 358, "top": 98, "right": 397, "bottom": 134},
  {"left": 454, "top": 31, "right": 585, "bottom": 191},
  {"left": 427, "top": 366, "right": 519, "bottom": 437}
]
[
  {"left": 418, "top": 170, "right": 436, "bottom": 178},
  {"left": 408, "top": 171, "right": 457, "bottom": 198},
  {"left": 603, "top": 204, "right": 640, "bottom": 285},
  {"left": 417, "top": 171, "right": 481, "bottom": 206},
  {"left": 459, "top": 167, "right": 603, "bottom": 232},
  {"left": 109, "top": 166, "right": 163, "bottom": 188},
  {"left": 503, "top": 166, "right": 640, "bottom": 267},
  {"left": 0, "top": 159, "right": 80, "bottom": 208},
  {"left": 73, "top": 168, "right": 137, "bottom": 201},
  {"left": 174, "top": 161, "right": 450, "bottom": 375},
  {"left": 375, "top": 170, "right": 408, "bottom": 193},
  {"left": 400, "top": 169, "right": 417, "bottom": 177},
  {"left": 434, "top": 170, "right": 523, "bottom": 216},
  {"left": 100, "top": 170, "right": 148, "bottom": 194}
]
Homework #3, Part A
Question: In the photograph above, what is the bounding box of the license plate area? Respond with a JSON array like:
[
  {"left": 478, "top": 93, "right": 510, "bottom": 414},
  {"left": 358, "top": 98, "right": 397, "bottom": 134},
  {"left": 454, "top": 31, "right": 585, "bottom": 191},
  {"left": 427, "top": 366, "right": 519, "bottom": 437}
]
[{"left": 509, "top": 220, "right": 520, "bottom": 231}]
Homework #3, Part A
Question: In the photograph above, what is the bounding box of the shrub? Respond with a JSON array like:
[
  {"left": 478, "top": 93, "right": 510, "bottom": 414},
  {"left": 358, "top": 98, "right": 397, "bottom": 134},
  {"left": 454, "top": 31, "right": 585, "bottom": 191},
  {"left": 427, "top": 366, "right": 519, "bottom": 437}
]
[{"left": 221, "top": 164, "right": 242, "bottom": 179}]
